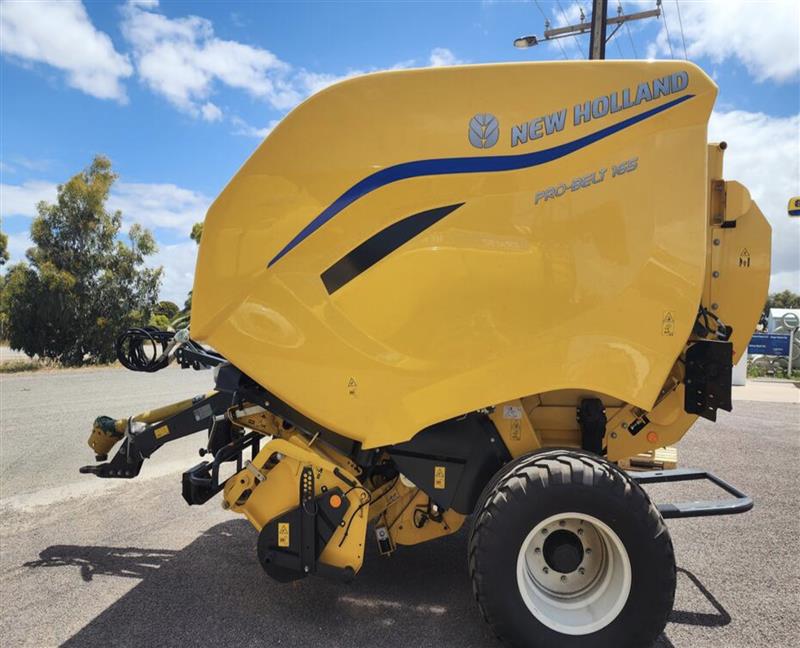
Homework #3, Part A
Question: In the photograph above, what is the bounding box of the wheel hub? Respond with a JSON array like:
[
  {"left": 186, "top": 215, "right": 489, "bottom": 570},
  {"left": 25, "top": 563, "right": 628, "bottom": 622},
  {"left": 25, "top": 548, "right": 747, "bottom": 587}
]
[
  {"left": 542, "top": 529, "right": 584, "bottom": 574},
  {"left": 516, "top": 512, "right": 632, "bottom": 635}
]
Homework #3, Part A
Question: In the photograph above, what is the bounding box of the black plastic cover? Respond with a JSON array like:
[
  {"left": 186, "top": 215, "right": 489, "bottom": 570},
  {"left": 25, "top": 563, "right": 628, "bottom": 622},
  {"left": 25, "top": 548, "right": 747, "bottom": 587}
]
[{"left": 387, "top": 413, "right": 510, "bottom": 514}]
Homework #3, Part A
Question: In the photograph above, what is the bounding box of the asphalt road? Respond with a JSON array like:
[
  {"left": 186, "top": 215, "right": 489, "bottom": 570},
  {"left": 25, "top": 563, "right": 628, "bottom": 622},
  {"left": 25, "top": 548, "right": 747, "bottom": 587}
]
[{"left": 1, "top": 367, "right": 798, "bottom": 647}]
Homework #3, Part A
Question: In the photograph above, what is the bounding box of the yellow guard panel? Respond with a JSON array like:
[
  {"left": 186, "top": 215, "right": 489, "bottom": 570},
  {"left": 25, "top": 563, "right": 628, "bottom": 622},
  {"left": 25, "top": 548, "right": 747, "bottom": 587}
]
[{"left": 192, "top": 61, "right": 718, "bottom": 447}]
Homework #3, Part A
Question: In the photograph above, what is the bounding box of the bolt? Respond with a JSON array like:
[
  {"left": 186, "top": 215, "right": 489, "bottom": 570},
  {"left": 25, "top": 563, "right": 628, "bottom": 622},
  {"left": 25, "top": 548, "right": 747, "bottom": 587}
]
[
  {"left": 621, "top": 422, "right": 628, "bottom": 429},
  {"left": 561, "top": 575, "right": 567, "bottom": 582},
  {"left": 713, "top": 238, "right": 721, "bottom": 246},
  {"left": 543, "top": 567, "right": 549, "bottom": 574},
  {"left": 711, "top": 303, "right": 719, "bottom": 311},
  {"left": 611, "top": 432, "right": 618, "bottom": 439},
  {"left": 579, "top": 567, "right": 586, "bottom": 575},
  {"left": 712, "top": 271, "right": 720, "bottom": 278},
  {"left": 304, "top": 565, "right": 310, "bottom": 573}
]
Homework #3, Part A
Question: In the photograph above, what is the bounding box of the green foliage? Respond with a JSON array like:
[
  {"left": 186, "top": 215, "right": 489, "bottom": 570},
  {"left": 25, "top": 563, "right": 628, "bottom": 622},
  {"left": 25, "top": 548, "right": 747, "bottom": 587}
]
[
  {"left": 182, "top": 222, "right": 204, "bottom": 313},
  {"left": 154, "top": 300, "right": 179, "bottom": 320},
  {"left": 3, "top": 156, "right": 162, "bottom": 366},
  {"left": 747, "top": 363, "right": 800, "bottom": 381},
  {"left": 149, "top": 313, "right": 172, "bottom": 329},
  {"left": 0, "top": 231, "right": 9, "bottom": 266},
  {"left": 190, "top": 222, "right": 203, "bottom": 244},
  {"left": 764, "top": 290, "right": 800, "bottom": 316}
]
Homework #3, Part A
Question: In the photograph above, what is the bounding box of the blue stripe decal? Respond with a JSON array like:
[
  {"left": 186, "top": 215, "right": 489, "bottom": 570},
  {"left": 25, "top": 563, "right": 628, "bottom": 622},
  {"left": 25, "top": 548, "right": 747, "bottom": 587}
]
[{"left": 269, "top": 93, "right": 695, "bottom": 267}]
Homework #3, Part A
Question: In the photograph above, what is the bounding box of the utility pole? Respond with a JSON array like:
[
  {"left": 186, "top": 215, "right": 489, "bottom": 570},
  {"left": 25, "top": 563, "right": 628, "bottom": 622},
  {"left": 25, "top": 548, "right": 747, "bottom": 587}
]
[
  {"left": 588, "top": 0, "right": 609, "bottom": 60},
  {"left": 514, "top": 1, "right": 662, "bottom": 60}
]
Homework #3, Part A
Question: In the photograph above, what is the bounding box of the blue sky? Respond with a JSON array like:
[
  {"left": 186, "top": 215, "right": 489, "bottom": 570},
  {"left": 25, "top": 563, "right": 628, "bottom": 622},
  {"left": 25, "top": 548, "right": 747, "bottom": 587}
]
[{"left": 2, "top": 0, "right": 798, "bottom": 303}]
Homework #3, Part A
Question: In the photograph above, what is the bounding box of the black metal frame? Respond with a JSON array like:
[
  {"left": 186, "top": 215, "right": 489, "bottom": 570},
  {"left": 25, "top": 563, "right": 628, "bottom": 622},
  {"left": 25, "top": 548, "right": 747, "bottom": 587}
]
[
  {"left": 631, "top": 468, "right": 753, "bottom": 519},
  {"left": 182, "top": 431, "right": 263, "bottom": 505}
]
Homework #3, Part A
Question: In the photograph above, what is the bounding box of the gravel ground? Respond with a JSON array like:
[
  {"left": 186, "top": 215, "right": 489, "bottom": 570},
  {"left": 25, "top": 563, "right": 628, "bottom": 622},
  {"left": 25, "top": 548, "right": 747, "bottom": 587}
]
[{"left": 0, "top": 367, "right": 798, "bottom": 647}]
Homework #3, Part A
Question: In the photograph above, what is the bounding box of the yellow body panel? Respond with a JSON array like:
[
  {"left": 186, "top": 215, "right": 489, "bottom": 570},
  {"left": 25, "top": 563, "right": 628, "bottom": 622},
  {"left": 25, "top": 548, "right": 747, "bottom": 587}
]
[{"left": 192, "top": 61, "right": 757, "bottom": 449}]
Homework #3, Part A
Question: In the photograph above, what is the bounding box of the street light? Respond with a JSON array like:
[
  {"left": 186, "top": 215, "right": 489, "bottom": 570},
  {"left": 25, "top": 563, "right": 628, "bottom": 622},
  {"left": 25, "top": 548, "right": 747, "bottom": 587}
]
[{"left": 513, "top": 35, "right": 539, "bottom": 48}]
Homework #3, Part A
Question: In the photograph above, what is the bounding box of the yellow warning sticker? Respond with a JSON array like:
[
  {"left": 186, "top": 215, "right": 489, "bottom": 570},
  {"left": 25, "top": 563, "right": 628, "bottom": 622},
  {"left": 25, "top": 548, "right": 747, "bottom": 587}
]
[
  {"left": 154, "top": 425, "right": 170, "bottom": 439},
  {"left": 662, "top": 311, "right": 675, "bottom": 336},
  {"left": 434, "top": 466, "right": 446, "bottom": 489},
  {"left": 278, "top": 522, "right": 290, "bottom": 547},
  {"left": 738, "top": 248, "right": 751, "bottom": 268},
  {"left": 510, "top": 419, "right": 522, "bottom": 441}
]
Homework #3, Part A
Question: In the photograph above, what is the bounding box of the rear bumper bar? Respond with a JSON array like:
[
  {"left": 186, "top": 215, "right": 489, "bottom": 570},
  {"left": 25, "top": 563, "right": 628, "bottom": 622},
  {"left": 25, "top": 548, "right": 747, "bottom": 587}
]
[{"left": 631, "top": 468, "right": 753, "bottom": 519}]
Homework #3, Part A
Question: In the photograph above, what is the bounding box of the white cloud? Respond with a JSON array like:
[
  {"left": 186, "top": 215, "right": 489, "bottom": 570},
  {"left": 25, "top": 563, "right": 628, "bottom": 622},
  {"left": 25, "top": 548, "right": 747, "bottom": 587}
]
[
  {"left": 147, "top": 240, "right": 198, "bottom": 304},
  {"left": 651, "top": 0, "right": 799, "bottom": 83},
  {"left": 120, "top": 0, "right": 466, "bottom": 126},
  {"left": 295, "top": 69, "right": 364, "bottom": 96},
  {"left": 0, "top": 1, "right": 132, "bottom": 102},
  {"left": 547, "top": 3, "right": 585, "bottom": 60},
  {"left": 709, "top": 109, "right": 800, "bottom": 292},
  {"left": 108, "top": 182, "right": 211, "bottom": 232},
  {"left": 4, "top": 231, "right": 33, "bottom": 263},
  {"left": 1, "top": 180, "right": 58, "bottom": 217},
  {"left": 231, "top": 117, "right": 281, "bottom": 139},
  {"left": 1, "top": 178, "right": 209, "bottom": 235},
  {"left": 200, "top": 101, "right": 222, "bottom": 122},
  {"left": 121, "top": 1, "right": 299, "bottom": 119},
  {"left": 428, "top": 47, "right": 464, "bottom": 67}
]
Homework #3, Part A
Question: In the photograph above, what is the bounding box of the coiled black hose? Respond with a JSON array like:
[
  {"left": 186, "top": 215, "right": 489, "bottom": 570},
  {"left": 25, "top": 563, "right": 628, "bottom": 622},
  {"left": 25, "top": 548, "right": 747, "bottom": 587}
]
[{"left": 115, "top": 327, "right": 175, "bottom": 372}]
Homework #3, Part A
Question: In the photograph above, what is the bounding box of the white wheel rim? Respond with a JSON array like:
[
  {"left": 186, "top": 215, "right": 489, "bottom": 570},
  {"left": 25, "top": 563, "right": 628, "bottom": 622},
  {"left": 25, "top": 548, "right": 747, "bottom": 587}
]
[{"left": 516, "top": 512, "right": 632, "bottom": 636}]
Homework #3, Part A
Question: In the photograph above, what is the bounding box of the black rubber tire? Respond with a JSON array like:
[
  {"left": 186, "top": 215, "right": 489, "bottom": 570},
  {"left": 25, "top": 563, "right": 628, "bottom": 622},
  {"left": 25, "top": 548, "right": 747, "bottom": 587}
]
[{"left": 468, "top": 449, "right": 675, "bottom": 648}]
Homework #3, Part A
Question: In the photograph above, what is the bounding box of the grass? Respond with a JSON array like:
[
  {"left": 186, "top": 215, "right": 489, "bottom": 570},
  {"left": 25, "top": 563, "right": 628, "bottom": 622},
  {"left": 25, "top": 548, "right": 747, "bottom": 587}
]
[
  {"left": 747, "top": 364, "right": 800, "bottom": 381},
  {"left": 0, "top": 356, "right": 121, "bottom": 374},
  {"left": 0, "top": 359, "right": 45, "bottom": 373}
]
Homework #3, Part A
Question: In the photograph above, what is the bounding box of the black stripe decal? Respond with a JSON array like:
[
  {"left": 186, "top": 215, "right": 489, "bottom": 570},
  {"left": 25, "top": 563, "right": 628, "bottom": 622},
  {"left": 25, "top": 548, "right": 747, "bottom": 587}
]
[{"left": 321, "top": 202, "right": 464, "bottom": 294}]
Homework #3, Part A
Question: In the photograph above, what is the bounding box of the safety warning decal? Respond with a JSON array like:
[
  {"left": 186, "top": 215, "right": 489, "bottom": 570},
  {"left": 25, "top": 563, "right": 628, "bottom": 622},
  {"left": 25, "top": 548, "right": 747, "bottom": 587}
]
[
  {"left": 434, "top": 466, "right": 446, "bottom": 489},
  {"left": 738, "top": 248, "right": 751, "bottom": 268},
  {"left": 278, "top": 522, "right": 290, "bottom": 547},
  {"left": 662, "top": 311, "right": 675, "bottom": 336},
  {"left": 503, "top": 405, "right": 523, "bottom": 419},
  {"left": 154, "top": 425, "right": 170, "bottom": 439}
]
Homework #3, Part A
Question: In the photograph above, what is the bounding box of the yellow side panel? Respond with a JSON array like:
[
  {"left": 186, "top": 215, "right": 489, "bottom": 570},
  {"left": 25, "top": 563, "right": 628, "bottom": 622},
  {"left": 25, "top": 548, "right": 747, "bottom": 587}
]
[{"left": 192, "top": 61, "right": 718, "bottom": 447}]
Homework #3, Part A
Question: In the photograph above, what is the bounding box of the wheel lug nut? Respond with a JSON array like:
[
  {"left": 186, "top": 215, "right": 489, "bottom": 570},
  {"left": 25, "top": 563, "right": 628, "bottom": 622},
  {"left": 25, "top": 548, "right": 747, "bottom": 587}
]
[
  {"left": 559, "top": 520, "right": 566, "bottom": 527},
  {"left": 534, "top": 547, "right": 541, "bottom": 554},
  {"left": 543, "top": 567, "right": 549, "bottom": 574},
  {"left": 560, "top": 575, "right": 567, "bottom": 582},
  {"left": 541, "top": 528, "right": 548, "bottom": 535},
  {"left": 586, "top": 548, "right": 592, "bottom": 554},
  {"left": 577, "top": 529, "right": 584, "bottom": 535},
  {"left": 579, "top": 567, "right": 585, "bottom": 575}
]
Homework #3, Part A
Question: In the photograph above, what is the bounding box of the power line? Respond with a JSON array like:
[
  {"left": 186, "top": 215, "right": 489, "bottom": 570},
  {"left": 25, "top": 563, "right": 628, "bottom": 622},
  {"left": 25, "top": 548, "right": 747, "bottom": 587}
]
[
  {"left": 613, "top": 29, "right": 626, "bottom": 59},
  {"left": 618, "top": 2, "right": 639, "bottom": 58},
  {"left": 534, "top": 0, "right": 570, "bottom": 60},
  {"left": 516, "top": 1, "right": 661, "bottom": 61},
  {"left": 658, "top": 0, "right": 676, "bottom": 59},
  {"left": 675, "top": 0, "right": 688, "bottom": 60},
  {"left": 556, "top": 0, "right": 583, "bottom": 58}
]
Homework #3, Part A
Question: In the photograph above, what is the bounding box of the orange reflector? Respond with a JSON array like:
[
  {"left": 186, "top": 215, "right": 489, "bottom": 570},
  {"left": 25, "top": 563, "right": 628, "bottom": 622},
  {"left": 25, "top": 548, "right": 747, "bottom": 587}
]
[
  {"left": 646, "top": 431, "right": 659, "bottom": 444},
  {"left": 329, "top": 493, "right": 343, "bottom": 509}
]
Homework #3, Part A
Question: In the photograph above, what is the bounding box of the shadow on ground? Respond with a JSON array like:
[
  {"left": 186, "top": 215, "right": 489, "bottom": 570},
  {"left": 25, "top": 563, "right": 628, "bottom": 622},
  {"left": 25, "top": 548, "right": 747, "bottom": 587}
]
[{"left": 26, "top": 522, "right": 730, "bottom": 648}]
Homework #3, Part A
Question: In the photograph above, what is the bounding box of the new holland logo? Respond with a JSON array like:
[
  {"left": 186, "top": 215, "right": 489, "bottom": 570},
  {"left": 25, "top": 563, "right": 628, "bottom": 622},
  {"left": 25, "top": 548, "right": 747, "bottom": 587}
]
[{"left": 468, "top": 113, "right": 499, "bottom": 149}]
